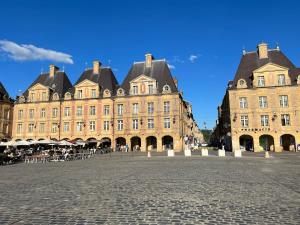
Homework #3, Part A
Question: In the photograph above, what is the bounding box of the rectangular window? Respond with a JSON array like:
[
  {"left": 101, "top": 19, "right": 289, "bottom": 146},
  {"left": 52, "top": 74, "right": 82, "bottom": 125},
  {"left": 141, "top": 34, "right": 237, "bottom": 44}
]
[
  {"left": 89, "top": 121, "right": 96, "bottom": 131},
  {"left": 132, "top": 119, "right": 138, "bottom": 130},
  {"left": 91, "top": 89, "right": 96, "bottom": 98},
  {"left": 77, "top": 90, "right": 83, "bottom": 99},
  {"left": 241, "top": 115, "right": 249, "bottom": 127},
  {"left": 42, "top": 92, "right": 47, "bottom": 101},
  {"left": 52, "top": 108, "right": 58, "bottom": 118},
  {"left": 104, "top": 121, "right": 110, "bottom": 131},
  {"left": 281, "top": 114, "right": 290, "bottom": 126},
  {"left": 77, "top": 106, "right": 83, "bottom": 116},
  {"left": 30, "top": 93, "right": 35, "bottom": 102},
  {"left": 40, "top": 108, "right": 46, "bottom": 118},
  {"left": 104, "top": 105, "right": 110, "bottom": 115},
  {"left": 279, "top": 95, "right": 288, "bottom": 107},
  {"left": 64, "top": 107, "right": 70, "bottom": 117},
  {"left": 29, "top": 109, "right": 34, "bottom": 119},
  {"left": 164, "top": 101, "right": 170, "bottom": 113},
  {"left": 117, "top": 120, "right": 123, "bottom": 131},
  {"left": 258, "top": 76, "right": 265, "bottom": 87},
  {"left": 133, "top": 85, "right": 138, "bottom": 95},
  {"left": 133, "top": 103, "right": 139, "bottom": 115},
  {"left": 278, "top": 74, "right": 286, "bottom": 85},
  {"left": 76, "top": 122, "right": 84, "bottom": 132},
  {"left": 18, "top": 110, "right": 23, "bottom": 120},
  {"left": 148, "top": 118, "right": 154, "bottom": 129},
  {"left": 239, "top": 97, "right": 248, "bottom": 109},
  {"left": 164, "top": 118, "right": 171, "bottom": 128},
  {"left": 117, "top": 104, "right": 123, "bottom": 116},
  {"left": 261, "top": 115, "right": 269, "bottom": 127},
  {"left": 28, "top": 123, "right": 34, "bottom": 133},
  {"left": 39, "top": 123, "right": 45, "bottom": 133},
  {"left": 90, "top": 106, "right": 96, "bottom": 116},
  {"left": 63, "top": 122, "right": 69, "bottom": 132},
  {"left": 148, "top": 102, "right": 154, "bottom": 114},
  {"left": 148, "top": 84, "right": 154, "bottom": 94},
  {"left": 259, "top": 96, "right": 268, "bottom": 108},
  {"left": 51, "top": 123, "right": 58, "bottom": 133},
  {"left": 17, "top": 123, "right": 23, "bottom": 134}
]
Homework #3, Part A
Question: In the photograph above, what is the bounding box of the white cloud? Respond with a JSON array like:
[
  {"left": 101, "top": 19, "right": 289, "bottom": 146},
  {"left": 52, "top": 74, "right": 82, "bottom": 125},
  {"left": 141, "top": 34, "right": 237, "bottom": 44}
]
[
  {"left": 0, "top": 40, "right": 73, "bottom": 64},
  {"left": 167, "top": 64, "right": 175, "bottom": 69},
  {"left": 188, "top": 54, "right": 198, "bottom": 63}
]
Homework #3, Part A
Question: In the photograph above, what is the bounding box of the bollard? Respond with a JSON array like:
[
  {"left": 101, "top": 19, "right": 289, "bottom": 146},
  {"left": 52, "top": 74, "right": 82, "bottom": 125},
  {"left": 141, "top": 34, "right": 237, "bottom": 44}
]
[
  {"left": 234, "top": 149, "right": 242, "bottom": 158},
  {"left": 147, "top": 151, "right": 151, "bottom": 158},
  {"left": 201, "top": 148, "right": 208, "bottom": 156},
  {"left": 218, "top": 149, "right": 226, "bottom": 157},
  {"left": 184, "top": 149, "right": 192, "bottom": 157},
  {"left": 167, "top": 149, "right": 175, "bottom": 157},
  {"left": 264, "top": 151, "right": 270, "bottom": 158}
]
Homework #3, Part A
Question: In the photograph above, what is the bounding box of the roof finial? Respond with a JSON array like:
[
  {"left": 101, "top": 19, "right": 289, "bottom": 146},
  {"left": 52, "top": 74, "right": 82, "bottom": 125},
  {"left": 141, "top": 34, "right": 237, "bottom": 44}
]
[
  {"left": 85, "top": 61, "right": 88, "bottom": 71},
  {"left": 276, "top": 42, "right": 280, "bottom": 51},
  {"left": 242, "top": 46, "right": 246, "bottom": 55}
]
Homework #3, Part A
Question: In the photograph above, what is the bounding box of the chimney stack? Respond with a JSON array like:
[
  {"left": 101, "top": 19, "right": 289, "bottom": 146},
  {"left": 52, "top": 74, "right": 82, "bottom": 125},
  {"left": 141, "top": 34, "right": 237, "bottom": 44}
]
[
  {"left": 93, "top": 60, "right": 102, "bottom": 74},
  {"left": 257, "top": 43, "right": 268, "bottom": 59},
  {"left": 49, "top": 64, "right": 59, "bottom": 78},
  {"left": 145, "top": 53, "right": 153, "bottom": 68}
]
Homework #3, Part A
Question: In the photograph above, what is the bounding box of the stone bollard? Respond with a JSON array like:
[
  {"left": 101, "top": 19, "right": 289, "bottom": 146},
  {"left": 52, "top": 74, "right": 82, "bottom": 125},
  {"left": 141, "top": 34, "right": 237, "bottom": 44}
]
[
  {"left": 147, "top": 151, "right": 151, "bottom": 158},
  {"left": 201, "top": 148, "right": 208, "bottom": 156},
  {"left": 264, "top": 151, "right": 270, "bottom": 158},
  {"left": 184, "top": 149, "right": 192, "bottom": 157},
  {"left": 234, "top": 149, "right": 242, "bottom": 158},
  {"left": 218, "top": 149, "right": 226, "bottom": 157},
  {"left": 167, "top": 149, "right": 175, "bottom": 157}
]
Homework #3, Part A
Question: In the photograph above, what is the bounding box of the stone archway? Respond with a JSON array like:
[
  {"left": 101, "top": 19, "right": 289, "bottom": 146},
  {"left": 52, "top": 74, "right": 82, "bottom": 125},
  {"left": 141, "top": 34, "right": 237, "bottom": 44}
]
[
  {"left": 259, "top": 135, "right": 275, "bottom": 151},
  {"left": 280, "top": 134, "right": 296, "bottom": 151},
  {"left": 146, "top": 136, "right": 157, "bottom": 151},
  {"left": 162, "top": 135, "right": 173, "bottom": 150},
  {"left": 239, "top": 135, "right": 253, "bottom": 151},
  {"left": 116, "top": 137, "right": 126, "bottom": 151},
  {"left": 86, "top": 137, "right": 98, "bottom": 148},
  {"left": 131, "top": 136, "right": 141, "bottom": 151},
  {"left": 100, "top": 137, "right": 111, "bottom": 148}
]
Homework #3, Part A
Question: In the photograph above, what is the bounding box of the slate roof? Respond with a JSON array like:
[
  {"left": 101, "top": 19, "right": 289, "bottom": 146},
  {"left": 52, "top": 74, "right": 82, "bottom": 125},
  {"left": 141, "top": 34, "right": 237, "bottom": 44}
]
[
  {"left": 73, "top": 68, "right": 119, "bottom": 95},
  {"left": 22, "top": 71, "right": 73, "bottom": 98},
  {"left": 0, "top": 82, "right": 10, "bottom": 101},
  {"left": 231, "top": 49, "right": 299, "bottom": 89},
  {"left": 121, "top": 60, "right": 178, "bottom": 94}
]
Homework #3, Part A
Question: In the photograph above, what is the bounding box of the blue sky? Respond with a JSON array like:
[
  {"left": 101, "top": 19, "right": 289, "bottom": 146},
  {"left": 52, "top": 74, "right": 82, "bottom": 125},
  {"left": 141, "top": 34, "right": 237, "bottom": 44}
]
[{"left": 0, "top": 0, "right": 299, "bottom": 129}]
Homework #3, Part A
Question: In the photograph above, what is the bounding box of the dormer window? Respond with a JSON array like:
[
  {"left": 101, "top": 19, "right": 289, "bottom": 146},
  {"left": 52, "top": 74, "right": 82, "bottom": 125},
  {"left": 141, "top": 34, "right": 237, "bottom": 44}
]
[
  {"left": 237, "top": 79, "right": 247, "bottom": 89},
  {"left": 239, "top": 80, "right": 244, "bottom": 86},
  {"left": 64, "top": 92, "right": 71, "bottom": 100},
  {"left": 117, "top": 88, "right": 125, "bottom": 96},
  {"left": 41, "top": 92, "right": 47, "bottom": 101},
  {"left": 77, "top": 90, "right": 83, "bottom": 99},
  {"left": 148, "top": 84, "right": 154, "bottom": 94},
  {"left": 162, "top": 85, "right": 171, "bottom": 94},
  {"left": 52, "top": 93, "right": 59, "bottom": 101},
  {"left": 278, "top": 74, "right": 286, "bottom": 85},
  {"left": 133, "top": 85, "right": 138, "bottom": 95},
  {"left": 91, "top": 89, "right": 96, "bottom": 98},
  {"left": 257, "top": 76, "right": 265, "bottom": 87},
  {"left": 30, "top": 93, "right": 35, "bottom": 102},
  {"left": 103, "top": 89, "right": 111, "bottom": 98}
]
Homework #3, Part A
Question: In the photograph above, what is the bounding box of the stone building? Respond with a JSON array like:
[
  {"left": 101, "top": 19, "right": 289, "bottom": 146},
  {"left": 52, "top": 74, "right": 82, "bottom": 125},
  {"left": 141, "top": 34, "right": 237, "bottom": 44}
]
[
  {"left": 0, "top": 82, "right": 14, "bottom": 141},
  {"left": 12, "top": 54, "right": 202, "bottom": 151},
  {"left": 212, "top": 43, "right": 300, "bottom": 152}
]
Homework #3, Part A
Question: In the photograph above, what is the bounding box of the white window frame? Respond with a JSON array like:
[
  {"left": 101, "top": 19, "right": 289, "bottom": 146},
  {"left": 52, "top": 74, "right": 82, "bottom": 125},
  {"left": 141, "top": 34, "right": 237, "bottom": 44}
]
[
  {"left": 239, "top": 97, "right": 248, "bottom": 109},
  {"left": 117, "top": 104, "right": 123, "bottom": 116},
  {"left": 148, "top": 118, "right": 154, "bottom": 129},
  {"left": 261, "top": 115, "right": 269, "bottom": 127},
  {"left": 259, "top": 96, "right": 268, "bottom": 108},
  {"left": 164, "top": 118, "right": 171, "bottom": 128},
  {"left": 89, "top": 121, "right": 96, "bottom": 131},
  {"left": 132, "top": 119, "right": 138, "bottom": 130},
  {"left": 77, "top": 106, "right": 83, "bottom": 116},
  {"left": 258, "top": 76, "right": 265, "bottom": 87},
  {"left": 279, "top": 95, "right": 288, "bottom": 107},
  {"left": 117, "top": 120, "right": 123, "bottom": 131},
  {"left": 104, "top": 121, "right": 110, "bottom": 131},
  {"left": 90, "top": 106, "right": 96, "bottom": 116},
  {"left": 133, "top": 103, "right": 139, "bottom": 115},
  {"left": 278, "top": 74, "right": 286, "bottom": 85},
  {"left": 281, "top": 114, "right": 290, "bottom": 126},
  {"left": 104, "top": 105, "right": 110, "bottom": 115},
  {"left": 241, "top": 115, "right": 249, "bottom": 127}
]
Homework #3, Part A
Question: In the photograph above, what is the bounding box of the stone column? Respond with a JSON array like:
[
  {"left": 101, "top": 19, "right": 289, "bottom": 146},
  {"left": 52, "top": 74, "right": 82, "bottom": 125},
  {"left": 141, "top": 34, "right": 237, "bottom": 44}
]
[
  {"left": 157, "top": 136, "right": 163, "bottom": 152},
  {"left": 231, "top": 134, "right": 240, "bottom": 152},
  {"left": 140, "top": 136, "right": 146, "bottom": 152},
  {"left": 253, "top": 135, "right": 261, "bottom": 152}
]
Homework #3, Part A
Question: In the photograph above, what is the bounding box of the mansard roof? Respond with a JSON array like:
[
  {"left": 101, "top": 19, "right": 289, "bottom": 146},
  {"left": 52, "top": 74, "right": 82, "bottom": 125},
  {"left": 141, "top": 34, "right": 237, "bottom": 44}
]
[
  {"left": 231, "top": 49, "right": 298, "bottom": 89},
  {"left": 0, "top": 82, "right": 10, "bottom": 101},
  {"left": 23, "top": 71, "right": 73, "bottom": 98},
  {"left": 74, "top": 67, "right": 118, "bottom": 95},
  {"left": 121, "top": 59, "right": 178, "bottom": 94}
]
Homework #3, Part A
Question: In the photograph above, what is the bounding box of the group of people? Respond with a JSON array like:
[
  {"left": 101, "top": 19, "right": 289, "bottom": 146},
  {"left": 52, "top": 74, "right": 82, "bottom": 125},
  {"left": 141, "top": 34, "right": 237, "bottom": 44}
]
[{"left": 115, "top": 144, "right": 130, "bottom": 152}]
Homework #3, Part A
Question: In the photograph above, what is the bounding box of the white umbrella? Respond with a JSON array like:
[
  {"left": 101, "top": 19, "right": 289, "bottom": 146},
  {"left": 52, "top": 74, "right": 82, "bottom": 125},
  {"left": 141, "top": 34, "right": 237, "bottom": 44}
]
[
  {"left": 14, "top": 140, "right": 30, "bottom": 146},
  {"left": 36, "top": 139, "right": 58, "bottom": 145},
  {"left": 59, "top": 140, "right": 73, "bottom": 146},
  {"left": 0, "top": 140, "right": 16, "bottom": 146}
]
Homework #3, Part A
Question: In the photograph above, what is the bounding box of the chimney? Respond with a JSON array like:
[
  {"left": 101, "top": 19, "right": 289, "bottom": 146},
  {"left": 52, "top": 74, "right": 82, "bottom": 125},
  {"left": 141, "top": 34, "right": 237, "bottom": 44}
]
[
  {"left": 93, "top": 60, "right": 102, "bottom": 74},
  {"left": 145, "top": 53, "right": 153, "bottom": 68},
  {"left": 257, "top": 43, "right": 268, "bottom": 59},
  {"left": 49, "top": 64, "right": 59, "bottom": 78},
  {"left": 173, "top": 76, "right": 178, "bottom": 88}
]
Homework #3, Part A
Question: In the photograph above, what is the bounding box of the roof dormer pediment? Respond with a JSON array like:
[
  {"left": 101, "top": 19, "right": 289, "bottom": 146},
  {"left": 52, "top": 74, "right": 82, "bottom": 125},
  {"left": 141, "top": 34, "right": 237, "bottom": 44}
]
[
  {"left": 253, "top": 63, "right": 288, "bottom": 73},
  {"left": 74, "top": 79, "right": 98, "bottom": 88},
  {"left": 130, "top": 74, "right": 157, "bottom": 83},
  {"left": 28, "top": 83, "right": 49, "bottom": 91}
]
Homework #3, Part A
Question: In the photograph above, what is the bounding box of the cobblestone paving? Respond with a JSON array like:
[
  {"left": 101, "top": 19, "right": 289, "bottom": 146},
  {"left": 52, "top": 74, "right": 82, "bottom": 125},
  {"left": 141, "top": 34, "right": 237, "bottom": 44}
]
[{"left": 0, "top": 152, "right": 299, "bottom": 224}]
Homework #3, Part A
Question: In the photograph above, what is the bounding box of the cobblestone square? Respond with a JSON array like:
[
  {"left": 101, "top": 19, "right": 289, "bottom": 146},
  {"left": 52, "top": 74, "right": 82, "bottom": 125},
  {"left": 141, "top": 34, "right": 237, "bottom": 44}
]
[{"left": 0, "top": 153, "right": 299, "bottom": 224}]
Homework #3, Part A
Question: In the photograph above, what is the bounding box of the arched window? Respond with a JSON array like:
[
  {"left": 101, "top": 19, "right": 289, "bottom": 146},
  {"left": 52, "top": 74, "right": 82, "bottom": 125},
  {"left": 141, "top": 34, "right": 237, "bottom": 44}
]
[
  {"left": 162, "top": 84, "right": 171, "bottom": 94},
  {"left": 64, "top": 92, "right": 71, "bottom": 100},
  {"left": 103, "top": 89, "right": 111, "bottom": 98},
  {"left": 52, "top": 93, "right": 59, "bottom": 101},
  {"left": 117, "top": 88, "right": 124, "bottom": 96},
  {"left": 237, "top": 79, "right": 247, "bottom": 88}
]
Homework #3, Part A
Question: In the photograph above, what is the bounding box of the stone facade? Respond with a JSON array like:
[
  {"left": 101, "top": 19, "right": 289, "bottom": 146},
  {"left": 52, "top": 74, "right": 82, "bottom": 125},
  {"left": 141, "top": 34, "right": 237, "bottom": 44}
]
[
  {"left": 0, "top": 82, "right": 14, "bottom": 141},
  {"left": 212, "top": 43, "right": 300, "bottom": 152},
  {"left": 12, "top": 54, "right": 202, "bottom": 151}
]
